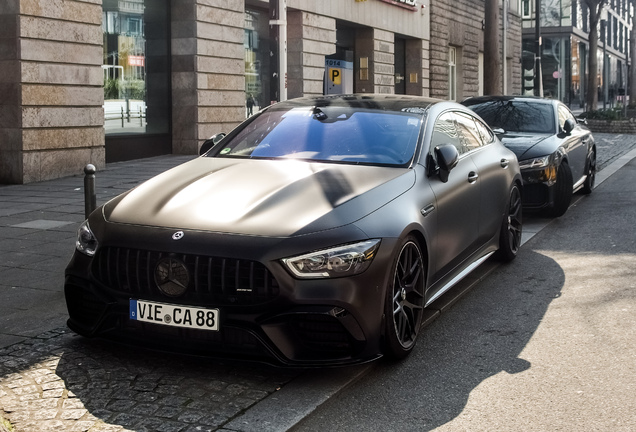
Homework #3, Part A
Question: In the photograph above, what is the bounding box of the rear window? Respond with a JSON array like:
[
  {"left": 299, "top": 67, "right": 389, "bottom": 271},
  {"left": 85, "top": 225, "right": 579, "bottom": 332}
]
[
  {"left": 466, "top": 100, "right": 555, "bottom": 134},
  {"left": 208, "top": 107, "right": 422, "bottom": 166}
]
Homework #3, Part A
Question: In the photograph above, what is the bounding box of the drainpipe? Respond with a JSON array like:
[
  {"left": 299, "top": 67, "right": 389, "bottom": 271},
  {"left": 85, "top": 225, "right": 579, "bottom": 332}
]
[{"left": 503, "top": 0, "right": 508, "bottom": 94}]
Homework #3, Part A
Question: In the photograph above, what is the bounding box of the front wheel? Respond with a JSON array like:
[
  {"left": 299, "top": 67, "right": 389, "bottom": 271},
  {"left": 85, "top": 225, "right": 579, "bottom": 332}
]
[
  {"left": 383, "top": 237, "right": 426, "bottom": 359},
  {"left": 495, "top": 184, "right": 523, "bottom": 262},
  {"left": 547, "top": 162, "right": 573, "bottom": 217},
  {"left": 581, "top": 150, "right": 596, "bottom": 195}
]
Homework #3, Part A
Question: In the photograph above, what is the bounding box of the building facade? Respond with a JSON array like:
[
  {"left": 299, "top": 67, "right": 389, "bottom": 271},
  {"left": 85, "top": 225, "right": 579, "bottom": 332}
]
[
  {"left": 429, "top": 0, "right": 523, "bottom": 100},
  {"left": 4, "top": 0, "right": 503, "bottom": 184},
  {"left": 521, "top": 0, "right": 632, "bottom": 109}
]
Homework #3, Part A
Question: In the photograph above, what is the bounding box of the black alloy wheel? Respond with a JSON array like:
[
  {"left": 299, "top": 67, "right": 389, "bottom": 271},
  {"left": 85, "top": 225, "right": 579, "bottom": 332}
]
[
  {"left": 495, "top": 184, "right": 523, "bottom": 262},
  {"left": 384, "top": 237, "right": 426, "bottom": 359},
  {"left": 547, "top": 162, "right": 573, "bottom": 217},
  {"left": 581, "top": 150, "right": 596, "bottom": 195}
]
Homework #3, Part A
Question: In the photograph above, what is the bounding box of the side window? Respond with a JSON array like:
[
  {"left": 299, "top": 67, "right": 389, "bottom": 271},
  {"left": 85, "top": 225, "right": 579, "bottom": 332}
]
[
  {"left": 454, "top": 112, "right": 483, "bottom": 154},
  {"left": 558, "top": 104, "right": 576, "bottom": 131},
  {"left": 431, "top": 112, "right": 462, "bottom": 154},
  {"left": 473, "top": 116, "right": 495, "bottom": 145}
]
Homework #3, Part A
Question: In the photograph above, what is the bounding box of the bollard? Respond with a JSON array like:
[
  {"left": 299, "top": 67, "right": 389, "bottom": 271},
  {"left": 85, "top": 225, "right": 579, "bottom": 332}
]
[{"left": 84, "top": 164, "right": 97, "bottom": 220}]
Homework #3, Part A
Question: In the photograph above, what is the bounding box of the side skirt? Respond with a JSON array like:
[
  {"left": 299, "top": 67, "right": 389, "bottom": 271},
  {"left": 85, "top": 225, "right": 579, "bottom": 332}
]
[{"left": 424, "top": 251, "right": 495, "bottom": 307}]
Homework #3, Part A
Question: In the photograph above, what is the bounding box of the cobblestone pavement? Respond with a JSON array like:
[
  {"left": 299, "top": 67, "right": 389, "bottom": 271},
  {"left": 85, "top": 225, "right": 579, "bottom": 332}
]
[
  {"left": 1, "top": 132, "right": 636, "bottom": 432},
  {"left": 593, "top": 132, "right": 636, "bottom": 170},
  {"left": 0, "top": 330, "right": 300, "bottom": 432}
]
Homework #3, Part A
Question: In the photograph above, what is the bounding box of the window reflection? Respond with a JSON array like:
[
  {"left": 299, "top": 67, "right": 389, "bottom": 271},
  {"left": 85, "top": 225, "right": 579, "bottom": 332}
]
[{"left": 102, "top": 0, "right": 169, "bottom": 135}]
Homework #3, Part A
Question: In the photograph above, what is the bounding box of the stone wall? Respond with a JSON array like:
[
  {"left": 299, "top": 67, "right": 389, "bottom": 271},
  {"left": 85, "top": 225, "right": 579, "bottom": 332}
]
[
  {"left": 585, "top": 119, "right": 636, "bottom": 134},
  {"left": 429, "top": 0, "right": 521, "bottom": 100},
  {"left": 0, "top": 0, "right": 104, "bottom": 184},
  {"left": 171, "top": 0, "right": 245, "bottom": 155},
  {"left": 287, "top": 11, "right": 336, "bottom": 98}
]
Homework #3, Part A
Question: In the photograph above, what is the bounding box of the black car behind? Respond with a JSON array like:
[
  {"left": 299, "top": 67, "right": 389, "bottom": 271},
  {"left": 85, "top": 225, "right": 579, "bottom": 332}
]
[{"left": 462, "top": 96, "right": 596, "bottom": 217}]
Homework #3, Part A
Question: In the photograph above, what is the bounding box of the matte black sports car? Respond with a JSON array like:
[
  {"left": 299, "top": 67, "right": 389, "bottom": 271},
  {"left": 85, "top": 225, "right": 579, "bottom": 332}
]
[
  {"left": 65, "top": 95, "right": 522, "bottom": 366},
  {"left": 462, "top": 96, "right": 596, "bottom": 217}
]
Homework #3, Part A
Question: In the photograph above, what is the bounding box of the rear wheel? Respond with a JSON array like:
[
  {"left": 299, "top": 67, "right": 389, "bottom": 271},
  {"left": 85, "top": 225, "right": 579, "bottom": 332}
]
[
  {"left": 547, "top": 162, "right": 573, "bottom": 217},
  {"left": 383, "top": 237, "right": 426, "bottom": 359},
  {"left": 495, "top": 184, "right": 523, "bottom": 262},
  {"left": 581, "top": 150, "right": 596, "bottom": 195}
]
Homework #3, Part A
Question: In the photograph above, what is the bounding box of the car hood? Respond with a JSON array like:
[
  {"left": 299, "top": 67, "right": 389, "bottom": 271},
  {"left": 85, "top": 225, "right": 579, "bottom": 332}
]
[
  {"left": 499, "top": 133, "right": 554, "bottom": 160},
  {"left": 103, "top": 157, "right": 415, "bottom": 237}
]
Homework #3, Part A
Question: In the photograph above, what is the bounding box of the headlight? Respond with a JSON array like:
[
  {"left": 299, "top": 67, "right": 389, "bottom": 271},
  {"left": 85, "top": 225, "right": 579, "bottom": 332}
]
[
  {"left": 282, "top": 239, "right": 381, "bottom": 279},
  {"left": 518, "top": 154, "right": 557, "bottom": 183},
  {"left": 518, "top": 155, "right": 550, "bottom": 170},
  {"left": 76, "top": 220, "right": 99, "bottom": 256}
]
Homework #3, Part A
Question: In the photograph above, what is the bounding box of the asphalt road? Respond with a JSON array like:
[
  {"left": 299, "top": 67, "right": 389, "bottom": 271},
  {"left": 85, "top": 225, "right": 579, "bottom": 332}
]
[
  {"left": 1, "top": 134, "right": 635, "bottom": 431},
  {"left": 291, "top": 159, "right": 636, "bottom": 431}
]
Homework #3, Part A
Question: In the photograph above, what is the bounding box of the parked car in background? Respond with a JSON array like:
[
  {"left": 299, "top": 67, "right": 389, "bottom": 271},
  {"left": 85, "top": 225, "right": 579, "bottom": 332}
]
[
  {"left": 65, "top": 95, "right": 522, "bottom": 366},
  {"left": 462, "top": 96, "right": 596, "bottom": 217}
]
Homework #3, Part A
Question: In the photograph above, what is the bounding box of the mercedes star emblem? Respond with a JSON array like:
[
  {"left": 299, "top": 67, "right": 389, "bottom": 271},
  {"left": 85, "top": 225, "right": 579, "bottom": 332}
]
[
  {"left": 172, "top": 231, "right": 185, "bottom": 240},
  {"left": 154, "top": 257, "right": 190, "bottom": 297}
]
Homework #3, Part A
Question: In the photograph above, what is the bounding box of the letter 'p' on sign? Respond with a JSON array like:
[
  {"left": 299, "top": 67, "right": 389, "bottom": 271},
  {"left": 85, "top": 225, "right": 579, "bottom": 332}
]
[{"left": 329, "top": 68, "right": 342, "bottom": 85}]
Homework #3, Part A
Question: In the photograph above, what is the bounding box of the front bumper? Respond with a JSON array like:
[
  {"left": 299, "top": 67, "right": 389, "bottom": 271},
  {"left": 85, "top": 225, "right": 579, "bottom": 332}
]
[
  {"left": 519, "top": 167, "right": 557, "bottom": 211},
  {"left": 64, "top": 234, "right": 399, "bottom": 366}
]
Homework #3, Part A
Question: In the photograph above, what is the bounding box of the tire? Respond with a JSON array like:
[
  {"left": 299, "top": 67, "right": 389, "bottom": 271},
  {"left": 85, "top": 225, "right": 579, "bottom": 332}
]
[
  {"left": 495, "top": 184, "right": 523, "bottom": 262},
  {"left": 383, "top": 236, "right": 426, "bottom": 359},
  {"left": 581, "top": 150, "right": 596, "bottom": 195},
  {"left": 547, "top": 162, "right": 573, "bottom": 217}
]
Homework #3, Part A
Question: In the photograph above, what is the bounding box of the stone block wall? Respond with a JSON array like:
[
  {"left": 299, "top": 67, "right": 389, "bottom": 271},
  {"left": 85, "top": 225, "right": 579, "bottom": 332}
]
[
  {"left": 287, "top": 11, "right": 336, "bottom": 98},
  {"left": 373, "top": 29, "right": 395, "bottom": 94},
  {"left": 171, "top": 0, "right": 245, "bottom": 155},
  {"left": 429, "top": 0, "right": 521, "bottom": 100},
  {"left": 0, "top": 0, "right": 104, "bottom": 184}
]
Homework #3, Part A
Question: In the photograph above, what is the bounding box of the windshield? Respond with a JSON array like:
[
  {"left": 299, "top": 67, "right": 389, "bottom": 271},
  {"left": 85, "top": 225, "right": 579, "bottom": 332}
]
[
  {"left": 208, "top": 107, "right": 423, "bottom": 166},
  {"left": 466, "top": 100, "right": 555, "bottom": 134}
]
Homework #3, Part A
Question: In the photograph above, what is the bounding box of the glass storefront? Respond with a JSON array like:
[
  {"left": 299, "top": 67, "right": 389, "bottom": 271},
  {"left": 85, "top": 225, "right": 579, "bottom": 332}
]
[
  {"left": 245, "top": 9, "right": 269, "bottom": 117},
  {"left": 102, "top": 0, "right": 170, "bottom": 136}
]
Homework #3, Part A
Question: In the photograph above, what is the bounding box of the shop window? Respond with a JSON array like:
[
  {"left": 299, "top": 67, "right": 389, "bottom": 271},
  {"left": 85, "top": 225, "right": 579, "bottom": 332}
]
[
  {"left": 245, "top": 9, "right": 269, "bottom": 118},
  {"left": 102, "top": 0, "right": 170, "bottom": 136}
]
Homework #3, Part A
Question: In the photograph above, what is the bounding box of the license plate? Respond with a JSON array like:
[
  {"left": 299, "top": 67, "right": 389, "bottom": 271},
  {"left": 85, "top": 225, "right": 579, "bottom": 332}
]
[{"left": 129, "top": 299, "right": 219, "bottom": 331}]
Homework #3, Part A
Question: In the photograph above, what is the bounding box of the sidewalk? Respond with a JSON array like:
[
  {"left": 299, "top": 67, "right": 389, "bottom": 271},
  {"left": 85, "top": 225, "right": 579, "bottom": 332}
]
[{"left": 1, "top": 133, "right": 636, "bottom": 432}]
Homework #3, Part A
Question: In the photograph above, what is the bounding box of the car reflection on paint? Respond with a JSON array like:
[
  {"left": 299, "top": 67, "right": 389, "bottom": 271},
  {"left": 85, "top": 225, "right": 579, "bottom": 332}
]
[
  {"left": 65, "top": 94, "right": 523, "bottom": 366},
  {"left": 462, "top": 96, "right": 596, "bottom": 217}
]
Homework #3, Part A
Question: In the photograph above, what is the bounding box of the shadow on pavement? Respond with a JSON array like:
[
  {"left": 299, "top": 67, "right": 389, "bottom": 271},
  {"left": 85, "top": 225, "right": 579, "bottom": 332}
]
[
  {"left": 0, "top": 332, "right": 301, "bottom": 431},
  {"left": 292, "top": 248, "right": 564, "bottom": 431}
]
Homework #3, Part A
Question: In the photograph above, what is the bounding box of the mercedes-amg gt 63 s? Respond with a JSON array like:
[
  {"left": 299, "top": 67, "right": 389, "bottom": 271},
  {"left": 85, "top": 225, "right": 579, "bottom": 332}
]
[{"left": 65, "top": 94, "right": 523, "bottom": 366}]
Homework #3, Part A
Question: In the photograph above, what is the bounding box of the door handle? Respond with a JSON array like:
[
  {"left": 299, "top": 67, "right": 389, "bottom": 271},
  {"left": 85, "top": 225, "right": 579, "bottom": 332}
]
[
  {"left": 468, "top": 172, "right": 479, "bottom": 183},
  {"left": 500, "top": 158, "right": 509, "bottom": 168}
]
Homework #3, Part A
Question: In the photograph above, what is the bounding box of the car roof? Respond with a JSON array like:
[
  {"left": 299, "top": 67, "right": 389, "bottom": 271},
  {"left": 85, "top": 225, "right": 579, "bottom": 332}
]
[
  {"left": 462, "top": 95, "right": 557, "bottom": 106},
  {"left": 267, "top": 94, "right": 442, "bottom": 114}
]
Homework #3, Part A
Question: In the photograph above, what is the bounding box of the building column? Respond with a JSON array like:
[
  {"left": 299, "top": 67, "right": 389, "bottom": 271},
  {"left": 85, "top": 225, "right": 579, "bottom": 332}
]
[
  {"left": 405, "top": 38, "right": 429, "bottom": 96},
  {"left": 171, "top": 0, "right": 245, "bottom": 155},
  {"left": 0, "top": 0, "right": 104, "bottom": 184},
  {"left": 355, "top": 28, "right": 395, "bottom": 94},
  {"left": 287, "top": 11, "right": 336, "bottom": 98}
]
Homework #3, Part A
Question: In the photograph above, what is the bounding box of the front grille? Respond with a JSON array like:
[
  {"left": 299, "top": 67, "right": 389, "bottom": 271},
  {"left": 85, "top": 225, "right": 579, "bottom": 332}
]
[{"left": 92, "top": 247, "right": 279, "bottom": 305}]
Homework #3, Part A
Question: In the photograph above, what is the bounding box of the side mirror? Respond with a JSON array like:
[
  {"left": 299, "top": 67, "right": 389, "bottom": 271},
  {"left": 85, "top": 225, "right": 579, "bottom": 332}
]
[
  {"left": 492, "top": 127, "right": 505, "bottom": 135},
  {"left": 563, "top": 118, "right": 576, "bottom": 135},
  {"left": 199, "top": 133, "right": 226, "bottom": 156},
  {"left": 434, "top": 144, "right": 460, "bottom": 183}
]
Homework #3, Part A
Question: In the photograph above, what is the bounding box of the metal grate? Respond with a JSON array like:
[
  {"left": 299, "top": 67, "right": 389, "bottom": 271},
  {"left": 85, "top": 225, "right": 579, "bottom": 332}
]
[{"left": 92, "top": 247, "right": 279, "bottom": 305}]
